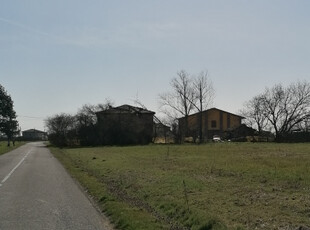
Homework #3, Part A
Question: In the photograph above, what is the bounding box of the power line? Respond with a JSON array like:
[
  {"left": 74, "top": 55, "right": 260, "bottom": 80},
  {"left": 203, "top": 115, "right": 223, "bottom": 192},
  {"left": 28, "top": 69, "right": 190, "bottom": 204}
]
[{"left": 17, "top": 115, "right": 45, "bottom": 120}]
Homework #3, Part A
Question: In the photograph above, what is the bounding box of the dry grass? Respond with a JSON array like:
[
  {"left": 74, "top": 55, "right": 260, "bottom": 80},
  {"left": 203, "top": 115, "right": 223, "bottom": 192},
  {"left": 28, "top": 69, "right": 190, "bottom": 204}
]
[{"left": 50, "top": 143, "right": 310, "bottom": 230}]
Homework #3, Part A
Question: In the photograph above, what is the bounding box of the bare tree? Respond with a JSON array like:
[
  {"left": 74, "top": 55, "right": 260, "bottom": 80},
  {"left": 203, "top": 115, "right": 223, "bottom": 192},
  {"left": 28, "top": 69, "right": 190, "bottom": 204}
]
[
  {"left": 193, "top": 71, "right": 214, "bottom": 112},
  {"left": 296, "top": 116, "right": 310, "bottom": 132},
  {"left": 45, "top": 113, "right": 76, "bottom": 146},
  {"left": 259, "top": 81, "right": 310, "bottom": 141},
  {"left": 192, "top": 71, "right": 214, "bottom": 143},
  {"left": 159, "top": 70, "right": 215, "bottom": 143},
  {"left": 241, "top": 94, "right": 268, "bottom": 135},
  {"left": 159, "top": 70, "right": 196, "bottom": 136},
  {"left": 76, "top": 100, "right": 113, "bottom": 127},
  {"left": 75, "top": 100, "right": 114, "bottom": 146}
]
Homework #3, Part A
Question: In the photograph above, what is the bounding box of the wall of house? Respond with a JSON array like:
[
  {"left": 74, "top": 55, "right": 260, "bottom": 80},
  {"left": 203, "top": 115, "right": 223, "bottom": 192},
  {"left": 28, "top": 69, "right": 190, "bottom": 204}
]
[
  {"left": 230, "top": 114, "right": 242, "bottom": 129},
  {"left": 22, "top": 131, "right": 47, "bottom": 140},
  {"left": 207, "top": 109, "right": 219, "bottom": 131},
  {"left": 97, "top": 112, "right": 154, "bottom": 145},
  {"left": 179, "top": 109, "right": 243, "bottom": 141},
  {"left": 206, "top": 110, "right": 242, "bottom": 132}
]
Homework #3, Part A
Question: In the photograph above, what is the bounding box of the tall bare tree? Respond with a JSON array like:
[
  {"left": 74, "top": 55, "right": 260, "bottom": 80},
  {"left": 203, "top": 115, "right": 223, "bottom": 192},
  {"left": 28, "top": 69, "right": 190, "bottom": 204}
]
[
  {"left": 192, "top": 71, "right": 214, "bottom": 142},
  {"left": 244, "top": 81, "right": 310, "bottom": 141},
  {"left": 193, "top": 71, "right": 214, "bottom": 112},
  {"left": 159, "top": 70, "right": 214, "bottom": 142},
  {"left": 159, "top": 70, "right": 196, "bottom": 136},
  {"left": 241, "top": 94, "right": 268, "bottom": 134}
]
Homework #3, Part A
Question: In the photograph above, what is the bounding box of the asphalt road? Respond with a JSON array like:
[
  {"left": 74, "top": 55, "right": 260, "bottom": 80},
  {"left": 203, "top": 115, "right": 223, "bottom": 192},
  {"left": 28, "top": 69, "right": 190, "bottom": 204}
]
[{"left": 0, "top": 142, "right": 113, "bottom": 230}]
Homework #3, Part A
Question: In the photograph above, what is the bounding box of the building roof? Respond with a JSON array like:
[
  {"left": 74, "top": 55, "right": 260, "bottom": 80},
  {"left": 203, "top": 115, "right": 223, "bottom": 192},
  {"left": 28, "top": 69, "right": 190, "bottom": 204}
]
[
  {"left": 96, "top": 104, "right": 155, "bottom": 115},
  {"left": 22, "top": 129, "right": 46, "bottom": 134},
  {"left": 178, "top": 107, "right": 245, "bottom": 120}
]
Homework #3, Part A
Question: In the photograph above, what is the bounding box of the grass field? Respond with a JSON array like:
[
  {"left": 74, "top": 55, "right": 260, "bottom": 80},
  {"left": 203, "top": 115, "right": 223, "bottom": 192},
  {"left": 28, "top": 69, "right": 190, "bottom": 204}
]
[
  {"left": 0, "top": 141, "right": 26, "bottom": 155},
  {"left": 50, "top": 143, "right": 310, "bottom": 230}
]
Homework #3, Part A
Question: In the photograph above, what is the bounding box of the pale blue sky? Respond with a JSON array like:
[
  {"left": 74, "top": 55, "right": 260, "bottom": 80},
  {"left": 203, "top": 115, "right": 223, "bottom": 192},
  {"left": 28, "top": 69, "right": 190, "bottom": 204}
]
[{"left": 1, "top": 0, "right": 309, "bottom": 131}]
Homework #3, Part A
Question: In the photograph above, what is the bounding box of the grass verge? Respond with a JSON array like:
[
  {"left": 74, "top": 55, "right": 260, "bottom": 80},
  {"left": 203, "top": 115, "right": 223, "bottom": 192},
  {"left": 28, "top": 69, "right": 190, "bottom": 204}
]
[
  {"left": 0, "top": 141, "right": 27, "bottom": 155},
  {"left": 49, "top": 143, "right": 310, "bottom": 230}
]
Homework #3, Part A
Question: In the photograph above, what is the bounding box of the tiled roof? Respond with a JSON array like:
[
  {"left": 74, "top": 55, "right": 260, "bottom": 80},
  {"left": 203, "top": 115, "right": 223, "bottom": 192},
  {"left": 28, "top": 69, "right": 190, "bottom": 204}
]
[
  {"left": 178, "top": 107, "right": 245, "bottom": 120},
  {"left": 97, "top": 104, "right": 155, "bottom": 115},
  {"left": 22, "top": 129, "right": 46, "bottom": 133}
]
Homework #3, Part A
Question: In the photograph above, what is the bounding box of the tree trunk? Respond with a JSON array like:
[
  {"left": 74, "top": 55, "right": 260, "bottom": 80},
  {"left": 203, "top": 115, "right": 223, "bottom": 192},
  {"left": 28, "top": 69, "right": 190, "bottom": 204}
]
[
  {"left": 198, "top": 94, "right": 203, "bottom": 144},
  {"left": 199, "top": 111, "right": 203, "bottom": 143}
]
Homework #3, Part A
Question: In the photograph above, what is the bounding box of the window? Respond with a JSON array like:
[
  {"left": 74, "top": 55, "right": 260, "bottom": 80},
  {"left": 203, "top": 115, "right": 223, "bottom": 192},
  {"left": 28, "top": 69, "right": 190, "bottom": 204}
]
[
  {"left": 211, "top": 120, "right": 217, "bottom": 128},
  {"left": 227, "top": 114, "right": 231, "bottom": 129}
]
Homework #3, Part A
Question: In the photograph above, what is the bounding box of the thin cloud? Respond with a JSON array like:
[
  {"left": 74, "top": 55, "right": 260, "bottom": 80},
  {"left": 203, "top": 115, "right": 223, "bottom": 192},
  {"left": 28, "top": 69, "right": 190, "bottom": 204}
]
[
  {"left": 0, "top": 17, "right": 181, "bottom": 48},
  {"left": 0, "top": 17, "right": 86, "bottom": 46},
  {"left": 0, "top": 17, "right": 50, "bottom": 37}
]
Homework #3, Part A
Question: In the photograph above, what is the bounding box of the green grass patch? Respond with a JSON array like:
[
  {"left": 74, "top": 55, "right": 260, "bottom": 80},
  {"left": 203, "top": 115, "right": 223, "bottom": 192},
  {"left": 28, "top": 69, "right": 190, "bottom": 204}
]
[
  {"left": 0, "top": 141, "right": 27, "bottom": 155},
  {"left": 49, "top": 143, "right": 310, "bottom": 230}
]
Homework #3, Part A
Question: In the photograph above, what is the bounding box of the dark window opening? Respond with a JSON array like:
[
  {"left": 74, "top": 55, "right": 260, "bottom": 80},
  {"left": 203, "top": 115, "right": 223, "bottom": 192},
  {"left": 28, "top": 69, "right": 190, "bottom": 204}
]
[{"left": 211, "top": 120, "right": 216, "bottom": 128}]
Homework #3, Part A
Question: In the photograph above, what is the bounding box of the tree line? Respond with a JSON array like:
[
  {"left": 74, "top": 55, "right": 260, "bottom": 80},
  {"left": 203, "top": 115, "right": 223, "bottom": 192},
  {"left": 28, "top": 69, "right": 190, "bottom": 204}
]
[
  {"left": 1, "top": 75, "right": 309, "bottom": 146},
  {"left": 159, "top": 72, "right": 310, "bottom": 143},
  {"left": 45, "top": 102, "right": 113, "bottom": 147},
  {"left": 241, "top": 81, "right": 310, "bottom": 142},
  {"left": 45, "top": 70, "right": 215, "bottom": 147}
]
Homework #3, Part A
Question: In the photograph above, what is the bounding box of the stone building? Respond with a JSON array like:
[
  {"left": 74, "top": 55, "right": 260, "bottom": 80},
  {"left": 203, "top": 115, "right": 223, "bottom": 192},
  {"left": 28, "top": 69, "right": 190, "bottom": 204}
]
[{"left": 96, "top": 104, "right": 155, "bottom": 145}]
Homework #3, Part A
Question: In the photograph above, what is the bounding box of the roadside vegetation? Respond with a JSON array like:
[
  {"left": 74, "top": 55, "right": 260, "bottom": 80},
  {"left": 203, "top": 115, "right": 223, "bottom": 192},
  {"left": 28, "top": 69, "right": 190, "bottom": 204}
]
[
  {"left": 0, "top": 141, "right": 26, "bottom": 155},
  {"left": 50, "top": 143, "right": 310, "bottom": 230},
  {"left": 0, "top": 84, "right": 19, "bottom": 146}
]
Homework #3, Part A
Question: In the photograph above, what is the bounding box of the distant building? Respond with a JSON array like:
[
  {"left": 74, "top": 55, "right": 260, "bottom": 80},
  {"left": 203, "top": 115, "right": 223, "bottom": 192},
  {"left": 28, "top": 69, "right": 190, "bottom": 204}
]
[
  {"left": 96, "top": 104, "right": 155, "bottom": 145},
  {"left": 178, "top": 108, "right": 244, "bottom": 141},
  {"left": 22, "top": 129, "right": 47, "bottom": 141},
  {"left": 153, "top": 123, "right": 174, "bottom": 144}
]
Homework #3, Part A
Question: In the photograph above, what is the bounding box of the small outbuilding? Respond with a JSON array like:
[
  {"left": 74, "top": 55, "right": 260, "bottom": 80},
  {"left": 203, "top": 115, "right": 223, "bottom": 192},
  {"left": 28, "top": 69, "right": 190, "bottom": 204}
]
[{"left": 153, "top": 123, "right": 174, "bottom": 144}]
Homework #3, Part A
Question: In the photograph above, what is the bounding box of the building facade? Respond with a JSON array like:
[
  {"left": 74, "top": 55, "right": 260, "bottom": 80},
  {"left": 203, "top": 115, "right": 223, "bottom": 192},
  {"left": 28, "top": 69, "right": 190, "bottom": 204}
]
[
  {"left": 22, "top": 129, "right": 47, "bottom": 141},
  {"left": 178, "top": 108, "right": 244, "bottom": 141},
  {"left": 96, "top": 104, "right": 155, "bottom": 145}
]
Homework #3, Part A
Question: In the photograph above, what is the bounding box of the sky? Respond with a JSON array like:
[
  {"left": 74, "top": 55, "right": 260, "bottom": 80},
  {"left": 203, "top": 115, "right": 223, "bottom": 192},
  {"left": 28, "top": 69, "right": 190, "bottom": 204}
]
[{"left": 1, "top": 0, "right": 310, "bottom": 131}]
